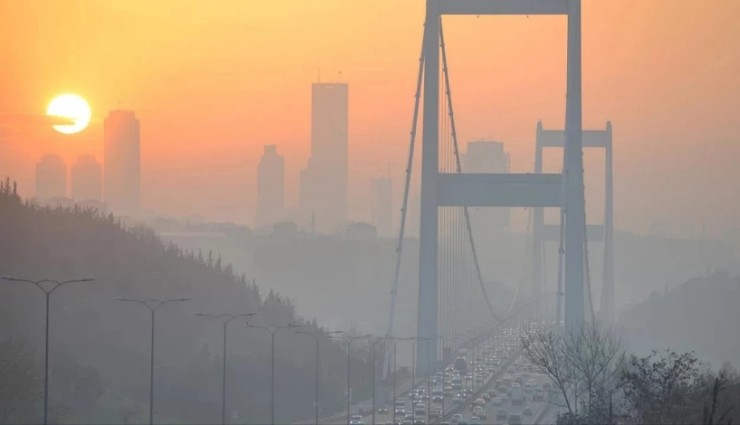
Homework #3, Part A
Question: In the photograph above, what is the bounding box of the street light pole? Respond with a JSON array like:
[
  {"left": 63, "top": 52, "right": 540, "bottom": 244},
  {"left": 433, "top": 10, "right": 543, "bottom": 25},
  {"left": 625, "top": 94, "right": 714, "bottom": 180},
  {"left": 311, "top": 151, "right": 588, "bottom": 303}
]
[
  {"left": 1, "top": 275, "right": 95, "bottom": 425},
  {"left": 115, "top": 296, "right": 191, "bottom": 425},
  {"left": 247, "top": 322, "right": 300, "bottom": 425},
  {"left": 345, "top": 334, "right": 371, "bottom": 424},
  {"left": 194, "top": 312, "right": 256, "bottom": 425},
  {"left": 298, "top": 330, "right": 342, "bottom": 425},
  {"left": 392, "top": 340, "right": 397, "bottom": 425},
  {"left": 369, "top": 338, "right": 381, "bottom": 425},
  {"left": 410, "top": 339, "right": 416, "bottom": 425}
]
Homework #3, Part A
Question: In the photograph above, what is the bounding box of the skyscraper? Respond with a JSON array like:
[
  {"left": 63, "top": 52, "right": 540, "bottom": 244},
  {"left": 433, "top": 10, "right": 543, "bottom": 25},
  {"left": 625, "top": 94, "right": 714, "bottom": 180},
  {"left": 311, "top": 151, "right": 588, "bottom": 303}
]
[
  {"left": 372, "top": 177, "right": 393, "bottom": 238},
  {"left": 35, "top": 154, "right": 66, "bottom": 200},
  {"left": 464, "top": 141, "right": 510, "bottom": 232},
  {"left": 300, "top": 82, "right": 348, "bottom": 233},
  {"left": 104, "top": 110, "right": 140, "bottom": 215},
  {"left": 255, "top": 145, "right": 285, "bottom": 228},
  {"left": 71, "top": 155, "right": 102, "bottom": 202}
]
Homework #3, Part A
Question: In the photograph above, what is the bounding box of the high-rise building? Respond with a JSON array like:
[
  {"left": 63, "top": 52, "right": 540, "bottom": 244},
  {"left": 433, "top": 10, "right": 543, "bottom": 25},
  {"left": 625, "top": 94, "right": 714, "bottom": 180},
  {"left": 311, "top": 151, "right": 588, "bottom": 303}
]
[
  {"left": 300, "top": 82, "right": 348, "bottom": 233},
  {"left": 35, "top": 154, "right": 67, "bottom": 200},
  {"left": 464, "top": 141, "right": 510, "bottom": 232},
  {"left": 255, "top": 145, "right": 285, "bottom": 228},
  {"left": 71, "top": 155, "right": 102, "bottom": 202},
  {"left": 104, "top": 110, "right": 140, "bottom": 215},
  {"left": 372, "top": 177, "right": 393, "bottom": 238}
]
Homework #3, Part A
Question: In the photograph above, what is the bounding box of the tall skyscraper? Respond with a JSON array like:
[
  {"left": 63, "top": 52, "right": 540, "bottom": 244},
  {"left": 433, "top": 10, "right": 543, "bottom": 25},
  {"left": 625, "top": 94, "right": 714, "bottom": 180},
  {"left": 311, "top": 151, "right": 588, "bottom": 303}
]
[
  {"left": 372, "top": 177, "right": 393, "bottom": 238},
  {"left": 300, "top": 82, "right": 348, "bottom": 233},
  {"left": 255, "top": 145, "right": 285, "bottom": 228},
  {"left": 464, "top": 141, "right": 511, "bottom": 232},
  {"left": 71, "top": 155, "right": 102, "bottom": 202},
  {"left": 104, "top": 110, "right": 140, "bottom": 215},
  {"left": 35, "top": 154, "right": 66, "bottom": 200}
]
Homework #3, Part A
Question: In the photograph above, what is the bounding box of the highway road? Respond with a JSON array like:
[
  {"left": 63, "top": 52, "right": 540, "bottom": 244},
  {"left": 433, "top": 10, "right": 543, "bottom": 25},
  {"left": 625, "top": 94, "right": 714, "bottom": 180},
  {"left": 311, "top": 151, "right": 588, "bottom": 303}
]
[{"left": 331, "top": 327, "right": 540, "bottom": 425}]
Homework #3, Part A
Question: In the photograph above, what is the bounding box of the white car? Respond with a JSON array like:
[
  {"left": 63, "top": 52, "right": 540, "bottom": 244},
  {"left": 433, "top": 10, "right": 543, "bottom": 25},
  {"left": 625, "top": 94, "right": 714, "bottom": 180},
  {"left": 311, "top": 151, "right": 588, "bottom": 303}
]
[{"left": 349, "top": 415, "right": 364, "bottom": 425}]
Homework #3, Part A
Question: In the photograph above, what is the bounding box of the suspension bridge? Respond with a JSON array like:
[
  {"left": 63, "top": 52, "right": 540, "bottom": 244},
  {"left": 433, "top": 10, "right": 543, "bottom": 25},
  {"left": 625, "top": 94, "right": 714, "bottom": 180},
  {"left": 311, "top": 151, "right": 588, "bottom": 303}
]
[{"left": 385, "top": 0, "right": 615, "bottom": 374}]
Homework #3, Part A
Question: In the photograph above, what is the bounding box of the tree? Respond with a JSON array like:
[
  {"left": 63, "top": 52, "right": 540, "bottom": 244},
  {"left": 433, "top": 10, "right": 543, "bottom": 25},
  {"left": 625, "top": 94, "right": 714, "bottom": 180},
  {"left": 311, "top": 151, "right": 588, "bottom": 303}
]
[
  {"left": 0, "top": 339, "right": 41, "bottom": 424},
  {"left": 521, "top": 323, "right": 625, "bottom": 423},
  {"left": 621, "top": 350, "right": 706, "bottom": 424}
]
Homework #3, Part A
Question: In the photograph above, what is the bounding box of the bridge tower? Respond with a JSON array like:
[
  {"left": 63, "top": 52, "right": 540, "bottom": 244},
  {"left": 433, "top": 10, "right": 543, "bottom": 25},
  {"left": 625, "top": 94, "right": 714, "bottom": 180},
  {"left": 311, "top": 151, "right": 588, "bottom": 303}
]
[
  {"left": 417, "top": 0, "right": 586, "bottom": 372},
  {"left": 532, "top": 121, "right": 614, "bottom": 324}
]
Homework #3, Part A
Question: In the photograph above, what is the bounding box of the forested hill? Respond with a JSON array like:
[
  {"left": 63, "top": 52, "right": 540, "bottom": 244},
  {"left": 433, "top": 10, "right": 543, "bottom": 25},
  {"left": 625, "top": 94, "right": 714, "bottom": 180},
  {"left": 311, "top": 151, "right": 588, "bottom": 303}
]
[
  {"left": 620, "top": 271, "right": 740, "bottom": 369},
  {"left": 0, "top": 180, "right": 355, "bottom": 424}
]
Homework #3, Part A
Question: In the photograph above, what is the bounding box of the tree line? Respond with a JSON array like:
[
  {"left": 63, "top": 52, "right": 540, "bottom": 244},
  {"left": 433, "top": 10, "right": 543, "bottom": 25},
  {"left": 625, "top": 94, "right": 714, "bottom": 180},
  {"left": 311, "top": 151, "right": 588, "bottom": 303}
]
[
  {"left": 521, "top": 322, "right": 739, "bottom": 425},
  {"left": 0, "top": 179, "right": 374, "bottom": 424}
]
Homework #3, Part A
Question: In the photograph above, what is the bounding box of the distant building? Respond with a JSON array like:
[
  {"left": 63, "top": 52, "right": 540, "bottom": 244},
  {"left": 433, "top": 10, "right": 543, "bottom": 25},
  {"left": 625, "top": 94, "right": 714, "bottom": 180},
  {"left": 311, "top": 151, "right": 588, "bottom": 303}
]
[
  {"left": 300, "top": 82, "right": 349, "bottom": 233},
  {"left": 71, "top": 155, "right": 102, "bottom": 202},
  {"left": 372, "top": 177, "right": 393, "bottom": 238},
  {"left": 343, "top": 222, "right": 378, "bottom": 243},
  {"left": 35, "top": 154, "right": 66, "bottom": 200},
  {"left": 463, "top": 141, "right": 510, "bottom": 232},
  {"left": 104, "top": 110, "right": 140, "bottom": 215},
  {"left": 255, "top": 145, "right": 285, "bottom": 228}
]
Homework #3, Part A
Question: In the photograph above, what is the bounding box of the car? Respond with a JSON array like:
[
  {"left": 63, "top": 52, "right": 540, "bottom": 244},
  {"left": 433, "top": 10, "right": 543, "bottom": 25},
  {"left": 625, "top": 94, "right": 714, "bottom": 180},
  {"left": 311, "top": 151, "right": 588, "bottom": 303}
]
[
  {"left": 349, "top": 415, "right": 364, "bottom": 425},
  {"left": 413, "top": 418, "right": 426, "bottom": 425},
  {"left": 432, "top": 395, "right": 443, "bottom": 404},
  {"left": 378, "top": 406, "right": 389, "bottom": 414},
  {"left": 491, "top": 396, "right": 502, "bottom": 406},
  {"left": 472, "top": 406, "right": 486, "bottom": 420},
  {"left": 469, "top": 417, "right": 482, "bottom": 424},
  {"left": 508, "top": 413, "right": 523, "bottom": 425},
  {"left": 395, "top": 406, "right": 407, "bottom": 415},
  {"left": 524, "top": 407, "right": 533, "bottom": 416},
  {"left": 453, "top": 394, "right": 463, "bottom": 403},
  {"left": 401, "top": 421, "right": 413, "bottom": 425},
  {"left": 496, "top": 408, "right": 508, "bottom": 420}
]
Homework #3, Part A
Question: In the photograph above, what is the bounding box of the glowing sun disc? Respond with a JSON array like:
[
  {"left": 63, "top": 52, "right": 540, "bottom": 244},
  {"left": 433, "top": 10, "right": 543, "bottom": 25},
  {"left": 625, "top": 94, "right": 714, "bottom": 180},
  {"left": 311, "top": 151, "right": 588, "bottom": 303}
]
[{"left": 47, "top": 94, "right": 91, "bottom": 134}]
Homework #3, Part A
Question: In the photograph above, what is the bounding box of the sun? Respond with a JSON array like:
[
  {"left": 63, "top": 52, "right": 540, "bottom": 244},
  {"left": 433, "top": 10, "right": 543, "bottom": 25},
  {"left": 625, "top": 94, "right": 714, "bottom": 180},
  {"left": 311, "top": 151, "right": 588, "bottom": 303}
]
[{"left": 46, "top": 93, "right": 91, "bottom": 134}]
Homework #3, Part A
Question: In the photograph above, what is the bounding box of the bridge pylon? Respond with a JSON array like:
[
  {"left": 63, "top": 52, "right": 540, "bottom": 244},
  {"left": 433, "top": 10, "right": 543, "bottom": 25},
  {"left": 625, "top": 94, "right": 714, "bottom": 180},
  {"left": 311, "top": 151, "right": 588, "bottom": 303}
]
[
  {"left": 532, "top": 121, "right": 614, "bottom": 324},
  {"left": 416, "top": 0, "right": 587, "bottom": 373}
]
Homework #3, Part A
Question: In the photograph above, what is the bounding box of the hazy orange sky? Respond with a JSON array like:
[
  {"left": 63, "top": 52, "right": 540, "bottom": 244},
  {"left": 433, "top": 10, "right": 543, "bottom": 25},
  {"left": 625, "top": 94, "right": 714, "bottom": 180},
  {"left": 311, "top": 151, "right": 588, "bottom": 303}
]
[{"left": 1, "top": 0, "right": 739, "bottom": 237}]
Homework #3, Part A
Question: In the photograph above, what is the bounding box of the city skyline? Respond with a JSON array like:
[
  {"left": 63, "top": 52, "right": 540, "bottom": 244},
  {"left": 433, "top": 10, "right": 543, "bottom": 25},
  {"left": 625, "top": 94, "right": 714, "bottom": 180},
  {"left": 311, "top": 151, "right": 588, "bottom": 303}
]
[
  {"left": 71, "top": 154, "right": 102, "bottom": 202},
  {"left": 255, "top": 144, "right": 285, "bottom": 229},
  {"left": 0, "top": 1, "right": 738, "bottom": 238},
  {"left": 300, "top": 82, "right": 349, "bottom": 233},
  {"left": 104, "top": 110, "right": 140, "bottom": 215},
  {"left": 35, "top": 154, "right": 66, "bottom": 201}
]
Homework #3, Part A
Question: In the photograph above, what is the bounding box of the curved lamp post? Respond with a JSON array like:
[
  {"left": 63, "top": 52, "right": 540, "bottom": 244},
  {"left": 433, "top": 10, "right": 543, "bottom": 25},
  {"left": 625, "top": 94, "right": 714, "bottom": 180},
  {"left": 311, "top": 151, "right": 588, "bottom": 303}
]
[
  {"left": 247, "top": 322, "right": 300, "bottom": 425},
  {"left": 297, "top": 330, "right": 343, "bottom": 424},
  {"left": 344, "top": 334, "right": 372, "bottom": 424},
  {"left": 1, "top": 275, "right": 95, "bottom": 425},
  {"left": 115, "top": 297, "right": 191, "bottom": 425},
  {"left": 195, "top": 312, "right": 256, "bottom": 425}
]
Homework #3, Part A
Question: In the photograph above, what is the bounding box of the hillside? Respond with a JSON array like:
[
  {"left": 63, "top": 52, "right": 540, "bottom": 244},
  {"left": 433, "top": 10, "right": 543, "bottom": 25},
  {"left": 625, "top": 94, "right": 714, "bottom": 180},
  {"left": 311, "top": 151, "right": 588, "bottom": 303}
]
[
  {"left": 0, "top": 181, "right": 366, "bottom": 424},
  {"left": 620, "top": 271, "right": 740, "bottom": 369}
]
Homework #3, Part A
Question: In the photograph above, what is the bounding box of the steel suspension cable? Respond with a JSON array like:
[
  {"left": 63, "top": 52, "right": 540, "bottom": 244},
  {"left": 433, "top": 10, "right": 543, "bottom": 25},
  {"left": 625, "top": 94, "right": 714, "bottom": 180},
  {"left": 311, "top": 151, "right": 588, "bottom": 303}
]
[
  {"left": 385, "top": 30, "right": 426, "bottom": 340},
  {"left": 439, "top": 19, "right": 502, "bottom": 323}
]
